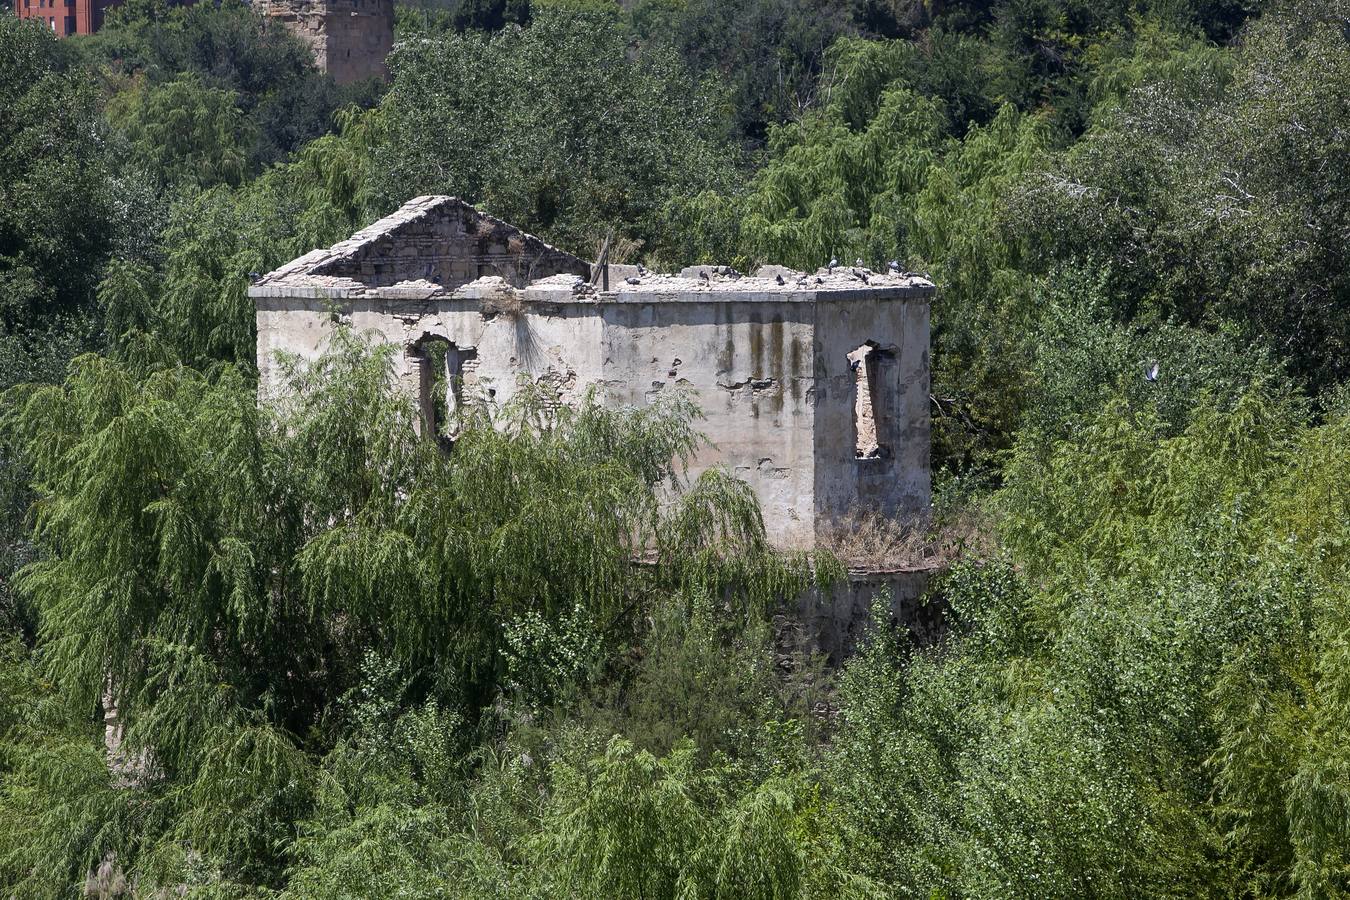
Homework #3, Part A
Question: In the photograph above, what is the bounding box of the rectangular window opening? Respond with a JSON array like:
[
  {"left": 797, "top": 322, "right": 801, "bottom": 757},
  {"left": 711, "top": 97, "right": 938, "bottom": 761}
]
[{"left": 849, "top": 341, "right": 890, "bottom": 460}]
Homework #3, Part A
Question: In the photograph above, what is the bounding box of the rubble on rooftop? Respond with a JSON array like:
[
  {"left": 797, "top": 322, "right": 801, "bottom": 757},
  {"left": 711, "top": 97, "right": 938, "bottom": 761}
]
[{"left": 250, "top": 195, "right": 934, "bottom": 304}]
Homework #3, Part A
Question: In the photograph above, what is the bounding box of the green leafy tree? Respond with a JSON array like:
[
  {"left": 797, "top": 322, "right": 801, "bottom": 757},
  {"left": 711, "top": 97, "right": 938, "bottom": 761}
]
[
  {"left": 0, "top": 18, "right": 122, "bottom": 327},
  {"left": 86, "top": 0, "right": 384, "bottom": 171},
  {"left": 522, "top": 735, "right": 867, "bottom": 898},
  {"left": 371, "top": 6, "right": 741, "bottom": 259},
  {"left": 827, "top": 380, "right": 1350, "bottom": 896},
  {"left": 629, "top": 0, "right": 861, "bottom": 147},
  {"left": 108, "top": 73, "right": 257, "bottom": 189},
  {"left": 0, "top": 330, "right": 814, "bottom": 891},
  {"left": 1014, "top": 0, "right": 1350, "bottom": 391}
]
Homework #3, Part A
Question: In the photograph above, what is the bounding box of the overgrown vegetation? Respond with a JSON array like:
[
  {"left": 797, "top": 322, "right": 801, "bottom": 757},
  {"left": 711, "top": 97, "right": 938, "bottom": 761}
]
[{"left": 3, "top": 0, "right": 1350, "bottom": 895}]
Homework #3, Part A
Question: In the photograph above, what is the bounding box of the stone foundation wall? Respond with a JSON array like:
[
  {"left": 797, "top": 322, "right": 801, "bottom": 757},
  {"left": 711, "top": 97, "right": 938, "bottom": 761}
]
[{"left": 793, "top": 566, "right": 945, "bottom": 663}]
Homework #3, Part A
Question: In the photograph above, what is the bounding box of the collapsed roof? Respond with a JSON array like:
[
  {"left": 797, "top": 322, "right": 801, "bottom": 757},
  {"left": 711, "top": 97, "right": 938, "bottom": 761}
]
[{"left": 249, "top": 195, "right": 935, "bottom": 304}]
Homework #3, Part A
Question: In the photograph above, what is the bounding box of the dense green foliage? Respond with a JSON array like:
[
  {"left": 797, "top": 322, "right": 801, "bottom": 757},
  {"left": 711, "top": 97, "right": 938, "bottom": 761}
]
[
  {"left": 1, "top": 334, "right": 822, "bottom": 895},
  {"left": 372, "top": 8, "right": 742, "bottom": 258},
  {"left": 0, "top": 16, "right": 124, "bottom": 330},
  {"left": 86, "top": 0, "right": 384, "bottom": 174},
  {"left": 3, "top": 0, "right": 1350, "bottom": 894}
]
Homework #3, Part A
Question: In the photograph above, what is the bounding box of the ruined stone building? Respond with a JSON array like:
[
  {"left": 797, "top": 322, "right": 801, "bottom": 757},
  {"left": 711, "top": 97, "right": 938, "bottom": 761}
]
[
  {"left": 251, "top": 196, "right": 934, "bottom": 550},
  {"left": 258, "top": 0, "right": 393, "bottom": 84}
]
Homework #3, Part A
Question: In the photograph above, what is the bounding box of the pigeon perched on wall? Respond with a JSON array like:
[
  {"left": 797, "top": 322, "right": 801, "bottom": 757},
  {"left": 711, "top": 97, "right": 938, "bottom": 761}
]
[
  {"left": 776, "top": 274, "right": 785, "bottom": 285},
  {"left": 625, "top": 276, "right": 641, "bottom": 285},
  {"left": 699, "top": 270, "right": 710, "bottom": 282},
  {"left": 828, "top": 257, "right": 838, "bottom": 272},
  {"left": 855, "top": 258, "right": 864, "bottom": 268},
  {"left": 888, "top": 260, "right": 901, "bottom": 274}
]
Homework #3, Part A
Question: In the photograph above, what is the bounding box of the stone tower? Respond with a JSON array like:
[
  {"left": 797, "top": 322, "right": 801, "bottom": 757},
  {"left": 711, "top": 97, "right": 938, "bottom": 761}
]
[{"left": 260, "top": 0, "right": 394, "bottom": 85}]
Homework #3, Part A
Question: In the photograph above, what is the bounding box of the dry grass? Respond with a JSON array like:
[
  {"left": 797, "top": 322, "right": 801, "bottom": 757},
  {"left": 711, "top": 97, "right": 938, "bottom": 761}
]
[
  {"left": 480, "top": 285, "right": 526, "bottom": 318},
  {"left": 818, "top": 507, "right": 994, "bottom": 571}
]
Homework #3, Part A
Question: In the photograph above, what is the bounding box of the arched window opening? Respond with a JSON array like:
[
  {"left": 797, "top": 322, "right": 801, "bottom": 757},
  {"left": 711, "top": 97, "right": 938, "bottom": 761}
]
[{"left": 407, "top": 335, "right": 478, "bottom": 448}]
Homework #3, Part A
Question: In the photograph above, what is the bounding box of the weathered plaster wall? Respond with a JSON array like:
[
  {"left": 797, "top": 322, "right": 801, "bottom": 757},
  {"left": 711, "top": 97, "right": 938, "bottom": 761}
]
[
  {"left": 256, "top": 282, "right": 606, "bottom": 412},
  {"left": 256, "top": 285, "right": 822, "bottom": 545},
  {"left": 811, "top": 295, "right": 930, "bottom": 537},
  {"left": 596, "top": 297, "right": 819, "bottom": 546},
  {"left": 255, "top": 274, "right": 932, "bottom": 549},
  {"left": 253, "top": 194, "right": 933, "bottom": 552}
]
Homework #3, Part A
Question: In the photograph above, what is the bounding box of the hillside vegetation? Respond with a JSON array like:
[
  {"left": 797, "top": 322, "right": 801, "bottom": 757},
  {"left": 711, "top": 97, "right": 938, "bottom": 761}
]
[{"left": 2, "top": 0, "right": 1350, "bottom": 896}]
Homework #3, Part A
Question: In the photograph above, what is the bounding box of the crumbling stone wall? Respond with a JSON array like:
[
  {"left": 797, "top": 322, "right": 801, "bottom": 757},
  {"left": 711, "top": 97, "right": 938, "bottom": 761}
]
[
  {"left": 259, "top": 0, "right": 394, "bottom": 85},
  {"left": 794, "top": 566, "right": 943, "bottom": 663},
  {"left": 250, "top": 197, "right": 933, "bottom": 550}
]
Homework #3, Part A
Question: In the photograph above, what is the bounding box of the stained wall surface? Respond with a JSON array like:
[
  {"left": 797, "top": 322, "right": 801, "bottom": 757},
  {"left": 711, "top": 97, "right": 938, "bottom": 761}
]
[
  {"left": 596, "top": 296, "right": 820, "bottom": 541},
  {"left": 811, "top": 293, "right": 931, "bottom": 537}
]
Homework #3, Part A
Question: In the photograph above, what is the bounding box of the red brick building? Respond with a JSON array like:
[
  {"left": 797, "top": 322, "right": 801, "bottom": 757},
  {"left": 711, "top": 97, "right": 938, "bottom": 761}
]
[{"left": 15, "top": 0, "right": 120, "bottom": 36}]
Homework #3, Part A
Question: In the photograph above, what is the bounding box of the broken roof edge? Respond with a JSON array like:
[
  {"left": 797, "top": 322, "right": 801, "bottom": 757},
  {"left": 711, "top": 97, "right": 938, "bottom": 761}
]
[
  {"left": 248, "top": 272, "right": 936, "bottom": 304},
  {"left": 590, "top": 269, "right": 935, "bottom": 301},
  {"left": 247, "top": 193, "right": 935, "bottom": 300},
  {"left": 251, "top": 195, "right": 587, "bottom": 287}
]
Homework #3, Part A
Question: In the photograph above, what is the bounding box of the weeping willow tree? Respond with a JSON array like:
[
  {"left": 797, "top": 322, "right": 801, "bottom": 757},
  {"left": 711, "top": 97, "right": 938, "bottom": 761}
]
[
  {"left": 0, "top": 330, "right": 822, "bottom": 894},
  {"left": 737, "top": 39, "right": 945, "bottom": 272}
]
